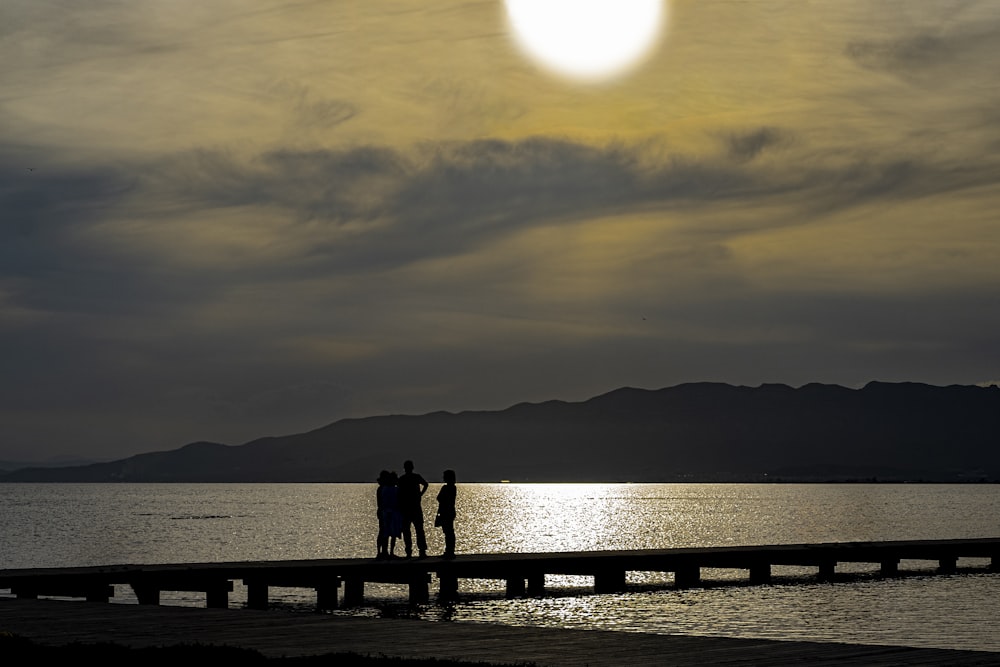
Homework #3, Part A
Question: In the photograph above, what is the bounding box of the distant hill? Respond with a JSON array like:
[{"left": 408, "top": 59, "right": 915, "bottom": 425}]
[
  {"left": 0, "top": 457, "right": 107, "bottom": 474},
  {"left": 3, "top": 382, "right": 999, "bottom": 483}
]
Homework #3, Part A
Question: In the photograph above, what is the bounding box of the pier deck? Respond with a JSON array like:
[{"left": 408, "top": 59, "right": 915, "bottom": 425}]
[{"left": 2, "top": 538, "right": 999, "bottom": 610}]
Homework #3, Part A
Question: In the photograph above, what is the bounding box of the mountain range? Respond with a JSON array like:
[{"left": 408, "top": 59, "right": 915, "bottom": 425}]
[{"left": 3, "top": 381, "right": 999, "bottom": 483}]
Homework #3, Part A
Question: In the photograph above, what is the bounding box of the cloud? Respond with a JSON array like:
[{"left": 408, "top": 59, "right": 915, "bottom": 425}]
[
  {"left": 5, "top": 121, "right": 1000, "bottom": 319},
  {"left": 724, "top": 127, "right": 787, "bottom": 162},
  {"left": 843, "top": 5, "right": 1000, "bottom": 87},
  {"left": 847, "top": 34, "right": 963, "bottom": 73},
  {"left": 0, "top": 150, "right": 140, "bottom": 291},
  {"left": 264, "top": 80, "right": 359, "bottom": 131}
]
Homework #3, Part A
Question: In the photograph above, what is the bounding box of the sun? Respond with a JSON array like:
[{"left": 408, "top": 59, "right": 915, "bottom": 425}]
[{"left": 504, "top": 0, "right": 666, "bottom": 84}]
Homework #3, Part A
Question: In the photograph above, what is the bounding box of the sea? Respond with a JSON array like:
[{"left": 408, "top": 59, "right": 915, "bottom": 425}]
[{"left": 2, "top": 482, "right": 1000, "bottom": 653}]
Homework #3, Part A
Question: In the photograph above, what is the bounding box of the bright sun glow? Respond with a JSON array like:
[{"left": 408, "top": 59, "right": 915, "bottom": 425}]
[{"left": 504, "top": 0, "right": 666, "bottom": 84}]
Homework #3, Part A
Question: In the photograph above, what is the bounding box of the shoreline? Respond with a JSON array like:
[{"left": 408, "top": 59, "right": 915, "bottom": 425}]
[
  {"left": 0, "top": 633, "right": 531, "bottom": 666},
  {"left": 2, "top": 598, "right": 999, "bottom": 666}
]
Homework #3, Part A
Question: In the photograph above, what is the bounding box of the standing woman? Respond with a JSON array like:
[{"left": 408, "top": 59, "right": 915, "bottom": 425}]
[
  {"left": 435, "top": 469, "right": 457, "bottom": 559},
  {"left": 375, "top": 470, "right": 391, "bottom": 560},
  {"left": 386, "top": 471, "right": 403, "bottom": 558},
  {"left": 376, "top": 470, "right": 403, "bottom": 560}
]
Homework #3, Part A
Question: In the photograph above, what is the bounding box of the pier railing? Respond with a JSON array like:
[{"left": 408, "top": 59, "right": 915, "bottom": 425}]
[{"left": 2, "top": 538, "right": 998, "bottom": 610}]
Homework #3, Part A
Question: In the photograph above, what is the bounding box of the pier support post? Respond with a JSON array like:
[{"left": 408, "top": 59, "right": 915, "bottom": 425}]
[
  {"left": 991, "top": 556, "right": 1000, "bottom": 572},
  {"left": 674, "top": 566, "right": 700, "bottom": 589},
  {"left": 132, "top": 585, "right": 160, "bottom": 605},
  {"left": 880, "top": 559, "right": 899, "bottom": 577},
  {"left": 527, "top": 573, "right": 545, "bottom": 596},
  {"left": 343, "top": 578, "right": 364, "bottom": 606},
  {"left": 316, "top": 581, "right": 340, "bottom": 611},
  {"left": 594, "top": 570, "right": 626, "bottom": 594},
  {"left": 205, "top": 582, "right": 232, "bottom": 609},
  {"left": 84, "top": 586, "right": 114, "bottom": 603},
  {"left": 817, "top": 562, "right": 836, "bottom": 581},
  {"left": 246, "top": 582, "right": 268, "bottom": 610},
  {"left": 749, "top": 563, "right": 771, "bottom": 585},
  {"left": 438, "top": 573, "right": 459, "bottom": 601},
  {"left": 505, "top": 577, "right": 526, "bottom": 598},
  {"left": 938, "top": 557, "right": 957, "bottom": 574},
  {"left": 409, "top": 576, "right": 430, "bottom": 604}
]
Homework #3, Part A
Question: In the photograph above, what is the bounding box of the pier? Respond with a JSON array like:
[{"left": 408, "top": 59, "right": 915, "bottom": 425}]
[{"left": 2, "top": 538, "right": 999, "bottom": 610}]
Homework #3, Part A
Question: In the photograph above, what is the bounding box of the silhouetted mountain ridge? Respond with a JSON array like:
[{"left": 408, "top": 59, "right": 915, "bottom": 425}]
[{"left": 3, "top": 381, "right": 998, "bottom": 482}]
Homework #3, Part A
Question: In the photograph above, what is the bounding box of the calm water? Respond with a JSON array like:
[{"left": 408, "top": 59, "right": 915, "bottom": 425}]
[{"left": 2, "top": 483, "right": 999, "bottom": 652}]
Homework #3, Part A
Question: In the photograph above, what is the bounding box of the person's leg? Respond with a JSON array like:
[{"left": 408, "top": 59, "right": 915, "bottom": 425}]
[
  {"left": 442, "top": 520, "right": 455, "bottom": 557},
  {"left": 401, "top": 515, "right": 414, "bottom": 557},
  {"left": 377, "top": 519, "right": 387, "bottom": 558},
  {"left": 414, "top": 508, "right": 427, "bottom": 556}
]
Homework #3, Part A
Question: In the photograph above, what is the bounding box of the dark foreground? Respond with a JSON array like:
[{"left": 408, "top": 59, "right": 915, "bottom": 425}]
[
  {"left": 3, "top": 598, "right": 1000, "bottom": 666},
  {"left": 0, "top": 634, "right": 520, "bottom": 666}
]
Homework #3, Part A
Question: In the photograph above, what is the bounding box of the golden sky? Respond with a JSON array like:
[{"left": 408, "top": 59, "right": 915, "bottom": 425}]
[{"left": 2, "top": 0, "right": 999, "bottom": 461}]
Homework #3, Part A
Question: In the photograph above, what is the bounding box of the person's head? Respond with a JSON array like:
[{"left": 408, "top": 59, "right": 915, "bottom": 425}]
[
  {"left": 377, "top": 470, "right": 390, "bottom": 485},
  {"left": 404, "top": 460, "right": 414, "bottom": 472},
  {"left": 443, "top": 469, "right": 456, "bottom": 484},
  {"left": 389, "top": 471, "right": 398, "bottom": 484}
]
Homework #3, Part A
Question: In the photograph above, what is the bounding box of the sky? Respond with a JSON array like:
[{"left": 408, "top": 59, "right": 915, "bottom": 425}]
[{"left": 2, "top": 0, "right": 999, "bottom": 463}]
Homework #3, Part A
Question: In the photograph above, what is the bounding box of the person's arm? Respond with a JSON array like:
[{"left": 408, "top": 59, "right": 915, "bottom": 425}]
[{"left": 419, "top": 476, "right": 428, "bottom": 496}]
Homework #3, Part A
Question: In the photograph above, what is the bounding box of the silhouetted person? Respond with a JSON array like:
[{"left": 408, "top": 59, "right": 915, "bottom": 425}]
[
  {"left": 435, "top": 469, "right": 457, "bottom": 559},
  {"left": 397, "top": 460, "right": 429, "bottom": 558},
  {"left": 375, "top": 470, "right": 390, "bottom": 559},
  {"left": 375, "top": 470, "right": 402, "bottom": 560}
]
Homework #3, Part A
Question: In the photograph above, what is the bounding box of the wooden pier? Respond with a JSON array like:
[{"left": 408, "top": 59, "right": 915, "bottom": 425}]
[{"left": 2, "top": 538, "right": 999, "bottom": 611}]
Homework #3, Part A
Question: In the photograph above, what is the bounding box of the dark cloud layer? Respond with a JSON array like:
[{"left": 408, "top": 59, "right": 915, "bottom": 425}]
[
  {"left": 4, "top": 126, "right": 997, "bottom": 313},
  {"left": 8, "top": 127, "right": 990, "bottom": 308}
]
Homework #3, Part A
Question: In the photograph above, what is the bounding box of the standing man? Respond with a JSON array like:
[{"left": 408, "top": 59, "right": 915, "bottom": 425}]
[{"left": 397, "top": 459, "right": 428, "bottom": 558}]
